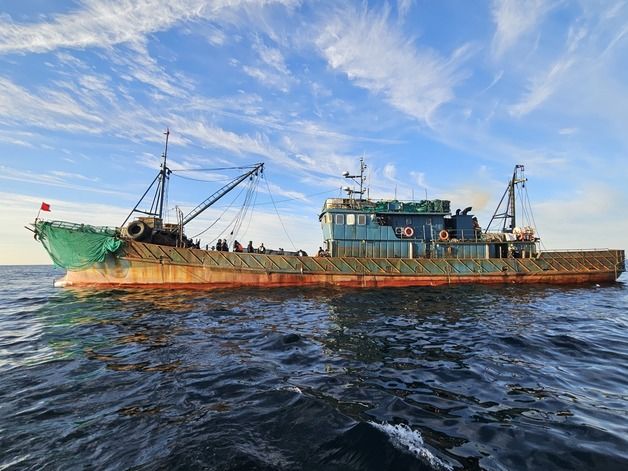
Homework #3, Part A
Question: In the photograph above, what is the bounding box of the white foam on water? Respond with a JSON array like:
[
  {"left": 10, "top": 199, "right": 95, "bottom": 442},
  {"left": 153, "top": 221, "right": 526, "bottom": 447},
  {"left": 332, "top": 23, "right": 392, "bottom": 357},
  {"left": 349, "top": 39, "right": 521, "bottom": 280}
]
[
  {"left": 53, "top": 278, "right": 68, "bottom": 287},
  {"left": 281, "top": 385, "right": 302, "bottom": 394},
  {"left": 369, "top": 422, "right": 453, "bottom": 471}
]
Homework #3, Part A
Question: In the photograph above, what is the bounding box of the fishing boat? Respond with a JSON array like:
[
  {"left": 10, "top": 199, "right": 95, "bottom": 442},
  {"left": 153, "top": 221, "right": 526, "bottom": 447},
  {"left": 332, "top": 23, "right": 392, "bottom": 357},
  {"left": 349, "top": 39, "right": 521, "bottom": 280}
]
[{"left": 31, "top": 131, "right": 625, "bottom": 288}]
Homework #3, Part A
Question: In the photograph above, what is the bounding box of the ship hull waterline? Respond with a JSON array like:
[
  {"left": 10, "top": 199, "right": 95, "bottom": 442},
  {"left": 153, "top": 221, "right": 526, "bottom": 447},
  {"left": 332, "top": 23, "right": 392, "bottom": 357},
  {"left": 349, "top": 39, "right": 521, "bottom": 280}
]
[{"left": 52, "top": 243, "right": 624, "bottom": 289}]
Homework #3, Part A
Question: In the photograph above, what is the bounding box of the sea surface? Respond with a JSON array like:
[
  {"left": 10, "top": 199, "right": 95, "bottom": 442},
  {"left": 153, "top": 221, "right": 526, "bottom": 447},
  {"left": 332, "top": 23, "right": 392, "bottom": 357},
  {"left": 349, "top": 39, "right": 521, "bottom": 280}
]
[{"left": 1, "top": 265, "right": 627, "bottom": 471}]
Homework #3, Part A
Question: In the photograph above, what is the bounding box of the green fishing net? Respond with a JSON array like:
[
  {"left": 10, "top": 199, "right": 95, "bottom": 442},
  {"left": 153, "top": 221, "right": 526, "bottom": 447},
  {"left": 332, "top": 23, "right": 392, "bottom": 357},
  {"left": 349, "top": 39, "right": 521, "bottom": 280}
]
[{"left": 35, "top": 221, "right": 123, "bottom": 270}]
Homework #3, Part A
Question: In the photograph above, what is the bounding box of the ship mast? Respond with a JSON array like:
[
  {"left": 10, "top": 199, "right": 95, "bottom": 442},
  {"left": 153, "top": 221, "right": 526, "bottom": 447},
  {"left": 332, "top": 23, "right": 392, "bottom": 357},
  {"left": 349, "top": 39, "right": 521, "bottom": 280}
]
[
  {"left": 157, "top": 128, "right": 170, "bottom": 220},
  {"left": 120, "top": 129, "right": 172, "bottom": 227},
  {"left": 486, "top": 164, "right": 526, "bottom": 233}
]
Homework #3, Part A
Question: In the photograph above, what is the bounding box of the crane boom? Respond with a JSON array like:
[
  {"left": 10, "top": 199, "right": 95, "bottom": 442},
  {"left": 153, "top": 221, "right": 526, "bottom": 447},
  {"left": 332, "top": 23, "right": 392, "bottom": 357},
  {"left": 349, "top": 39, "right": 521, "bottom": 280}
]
[{"left": 181, "top": 163, "right": 264, "bottom": 227}]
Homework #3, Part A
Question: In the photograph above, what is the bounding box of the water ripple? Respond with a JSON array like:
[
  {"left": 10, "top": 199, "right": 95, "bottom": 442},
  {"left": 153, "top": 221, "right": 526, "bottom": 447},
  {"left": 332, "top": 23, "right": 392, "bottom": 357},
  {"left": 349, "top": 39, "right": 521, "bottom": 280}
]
[{"left": 0, "top": 266, "right": 627, "bottom": 470}]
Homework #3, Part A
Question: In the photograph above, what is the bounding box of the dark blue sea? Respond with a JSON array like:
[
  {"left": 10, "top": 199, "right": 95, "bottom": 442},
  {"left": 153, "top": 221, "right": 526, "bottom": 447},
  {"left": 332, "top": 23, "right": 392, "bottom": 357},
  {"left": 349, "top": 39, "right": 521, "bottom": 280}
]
[{"left": 1, "top": 266, "right": 627, "bottom": 471}]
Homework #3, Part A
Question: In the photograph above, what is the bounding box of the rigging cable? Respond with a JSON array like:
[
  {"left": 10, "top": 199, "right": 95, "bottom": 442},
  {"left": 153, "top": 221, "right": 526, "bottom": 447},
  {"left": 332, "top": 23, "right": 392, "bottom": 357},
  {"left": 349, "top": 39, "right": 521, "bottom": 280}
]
[
  {"left": 241, "top": 178, "right": 260, "bottom": 237},
  {"left": 189, "top": 183, "right": 248, "bottom": 239},
  {"left": 171, "top": 188, "right": 337, "bottom": 212},
  {"left": 264, "top": 175, "right": 297, "bottom": 251},
  {"left": 171, "top": 174, "right": 237, "bottom": 183},
  {"left": 524, "top": 187, "right": 545, "bottom": 250},
  {"left": 196, "top": 172, "right": 261, "bottom": 244},
  {"left": 229, "top": 173, "right": 260, "bottom": 240},
  {"left": 171, "top": 165, "right": 261, "bottom": 173}
]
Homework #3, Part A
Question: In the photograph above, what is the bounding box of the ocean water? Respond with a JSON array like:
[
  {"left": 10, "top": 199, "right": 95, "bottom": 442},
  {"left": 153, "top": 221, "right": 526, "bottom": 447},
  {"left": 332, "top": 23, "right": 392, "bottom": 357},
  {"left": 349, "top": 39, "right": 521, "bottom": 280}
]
[{"left": 1, "top": 265, "right": 627, "bottom": 471}]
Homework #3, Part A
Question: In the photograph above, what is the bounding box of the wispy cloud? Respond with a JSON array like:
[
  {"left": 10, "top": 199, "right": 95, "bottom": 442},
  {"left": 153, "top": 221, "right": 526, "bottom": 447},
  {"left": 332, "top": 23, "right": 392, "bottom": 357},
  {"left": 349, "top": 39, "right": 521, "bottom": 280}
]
[
  {"left": 0, "top": 0, "right": 203, "bottom": 54},
  {"left": 397, "top": 0, "right": 415, "bottom": 21},
  {"left": 558, "top": 127, "right": 577, "bottom": 135},
  {"left": 242, "top": 38, "right": 296, "bottom": 92},
  {"left": 509, "top": 56, "right": 575, "bottom": 117},
  {"left": 509, "top": 26, "right": 587, "bottom": 117},
  {"left": 0, "top": 165, "right": 134, "bottom": 197},
  {"left": 0, "top": 0, "right": 298, "bottom": 55},
  {"left": 108, "top": 42, "right": 195, "bottom": 97},
  {"left": 0, "top": 76, "right": 104, "bottom": 130},
  {"left": 315, "top": 4, "right": 470, "bottom": 126},
  {"left": 491, "top": 0, "right": 554, "bottom": 59}
]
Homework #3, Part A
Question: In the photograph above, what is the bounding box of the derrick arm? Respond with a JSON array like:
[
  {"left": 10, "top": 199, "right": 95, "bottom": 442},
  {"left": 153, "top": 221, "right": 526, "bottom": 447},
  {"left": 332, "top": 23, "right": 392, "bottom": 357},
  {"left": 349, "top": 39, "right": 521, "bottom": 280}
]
[{"left": 181, "top": 163, "right": 263, "bottom": 227}]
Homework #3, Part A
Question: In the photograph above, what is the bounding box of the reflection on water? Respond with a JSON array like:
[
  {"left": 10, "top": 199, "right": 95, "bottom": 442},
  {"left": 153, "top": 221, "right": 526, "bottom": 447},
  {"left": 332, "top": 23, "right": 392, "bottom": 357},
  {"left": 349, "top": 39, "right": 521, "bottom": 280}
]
[{"left": 1, "top": 266, "right": 627, "bottom": 470}]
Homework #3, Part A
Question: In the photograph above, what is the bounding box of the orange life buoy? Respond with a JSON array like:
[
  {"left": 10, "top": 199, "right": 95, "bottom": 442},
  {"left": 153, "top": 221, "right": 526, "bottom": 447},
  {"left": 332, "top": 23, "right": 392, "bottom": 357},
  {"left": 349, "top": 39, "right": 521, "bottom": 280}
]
[
  {"left": 403, "top": 226, "right": 414, "bottom": 238},
  {"left": 439, "top": 229, "right": 449, "bottom": 241}
]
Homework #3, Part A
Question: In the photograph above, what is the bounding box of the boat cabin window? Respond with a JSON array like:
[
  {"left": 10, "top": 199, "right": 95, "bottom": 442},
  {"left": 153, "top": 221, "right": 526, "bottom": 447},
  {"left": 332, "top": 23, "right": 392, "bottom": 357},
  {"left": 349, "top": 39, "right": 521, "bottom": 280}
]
[
  {"left": 357, "top": 215, "right": 366, "bottom": 225},
  {"left": 335, "top": 214, "right": 345, "bottom": 225},
  {"left": 346, "top": 214, "right": 355, "bottom": 225},
  {"left": 324, "top": 214, "right": 332, "bottom": 224}
]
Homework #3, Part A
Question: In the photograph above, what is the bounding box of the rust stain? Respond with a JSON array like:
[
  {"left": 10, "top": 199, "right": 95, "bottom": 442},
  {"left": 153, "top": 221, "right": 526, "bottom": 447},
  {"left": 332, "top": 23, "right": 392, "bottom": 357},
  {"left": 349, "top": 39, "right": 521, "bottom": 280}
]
[{"left": 59, "top": 244, "right": 624, "bottom": 289}]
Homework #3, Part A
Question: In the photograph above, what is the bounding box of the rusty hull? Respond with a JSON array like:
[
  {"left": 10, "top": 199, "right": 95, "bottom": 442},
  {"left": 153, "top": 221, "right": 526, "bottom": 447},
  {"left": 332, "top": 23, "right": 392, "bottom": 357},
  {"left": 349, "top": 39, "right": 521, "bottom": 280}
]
[{"left": 54, "top": 240, "right": 625, "bottom": 289}]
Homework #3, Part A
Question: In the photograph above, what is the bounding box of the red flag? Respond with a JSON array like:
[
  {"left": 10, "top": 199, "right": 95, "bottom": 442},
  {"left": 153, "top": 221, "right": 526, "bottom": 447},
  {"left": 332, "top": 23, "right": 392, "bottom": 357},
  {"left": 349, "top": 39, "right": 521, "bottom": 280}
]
[{"left": 40, "top": 202, "right": 51, "bottom": 212}]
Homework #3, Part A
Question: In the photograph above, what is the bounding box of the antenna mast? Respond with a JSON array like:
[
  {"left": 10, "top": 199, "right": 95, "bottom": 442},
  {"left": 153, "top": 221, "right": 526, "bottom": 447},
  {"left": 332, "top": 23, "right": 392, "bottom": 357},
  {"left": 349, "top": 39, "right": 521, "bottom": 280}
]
[
  {"left": 157, "top": 128, "right": 171, "bottom": 220},
  {"left": 343, "top": 157, "right": 367, "bottom": 200}
]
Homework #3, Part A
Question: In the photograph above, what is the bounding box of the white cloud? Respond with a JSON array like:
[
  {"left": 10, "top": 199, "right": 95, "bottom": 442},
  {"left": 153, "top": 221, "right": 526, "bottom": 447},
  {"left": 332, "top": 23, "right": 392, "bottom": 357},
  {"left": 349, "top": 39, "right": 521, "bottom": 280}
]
[
  {"left": 601, "top": 1, "right": 627, "bottom": 21},
  {"left": 242, "top": 39, "right": 296, "bottom": 92},
  {"left": 315, "top": 4, "right": 469, "bottom": 126},
  {"left": 558, "top": 127, "right": 577, "bottom": 135},
  {"left": 0, "top": 0, "right": 299, "bottom": 55},
  {"left": 509, "top": 56, "right": 575, "bottom": 117},
  {"left": 534, "top": 184, "right": 628, "bottom": 251},
  {"left": 491, "top": 0, "right": 554, "bottom": 58},
  {"left": 383, "top": 163, "right": 396, "bottom": 180},
  {"left": 397, "top": 0, "right": 415, "bottom": 20},
  {"left": 108, "top": 42, "right": 194, "bottom": 97},
  {"left": 509, "top": 25, "right": 588, "bottom": 117},
  {"left": 0, "top": 165, "right": 135, "bottom": 198},
  {"left": 0, "top": 76, "right": 104, "bottom": 130},
  {"left": 0, "top": 0, "right": 202, "bottom": 54},
  {"left": 256, "top": 40, "right": 290, "bottom": 75},
  {"left": 409, "top": 170, "right": 427, "bottom": 189}
]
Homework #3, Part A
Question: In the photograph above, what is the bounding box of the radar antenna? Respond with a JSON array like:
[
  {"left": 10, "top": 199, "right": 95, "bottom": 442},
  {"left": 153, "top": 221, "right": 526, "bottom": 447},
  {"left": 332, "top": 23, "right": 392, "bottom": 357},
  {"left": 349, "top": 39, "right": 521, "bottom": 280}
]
[{"left": 342, "top": 157, "right": 367, "bottom": 200}]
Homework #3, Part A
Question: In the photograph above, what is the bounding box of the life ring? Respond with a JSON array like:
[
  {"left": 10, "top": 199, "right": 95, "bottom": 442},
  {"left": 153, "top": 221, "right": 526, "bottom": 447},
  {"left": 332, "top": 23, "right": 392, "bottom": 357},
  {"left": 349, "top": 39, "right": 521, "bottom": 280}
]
[
  {"left": 403, "top": 226, "right": 414, "bottom": 238},
  {"left": 439, "top": 229, "right": 449, "bottom": 241}
]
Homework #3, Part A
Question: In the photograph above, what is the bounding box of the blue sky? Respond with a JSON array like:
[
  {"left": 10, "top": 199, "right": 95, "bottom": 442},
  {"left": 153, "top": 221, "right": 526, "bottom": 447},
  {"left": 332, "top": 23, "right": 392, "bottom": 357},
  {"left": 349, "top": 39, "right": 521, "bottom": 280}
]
[{"left": 1, "top": 0, "right": 627, "bottom": 264}]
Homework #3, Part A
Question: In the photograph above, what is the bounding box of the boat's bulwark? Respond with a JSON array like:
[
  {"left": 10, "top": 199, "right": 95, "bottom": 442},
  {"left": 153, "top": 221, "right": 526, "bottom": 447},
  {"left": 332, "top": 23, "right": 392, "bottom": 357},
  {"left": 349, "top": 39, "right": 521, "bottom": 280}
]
[{"left": 56, "top": 240, "right": 625, "bottom": 288}]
